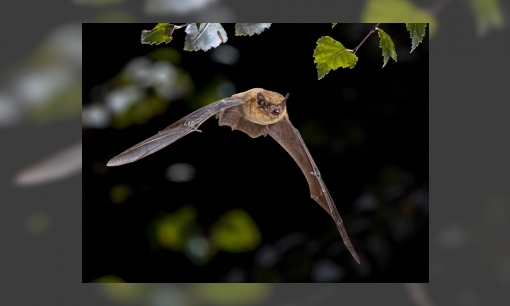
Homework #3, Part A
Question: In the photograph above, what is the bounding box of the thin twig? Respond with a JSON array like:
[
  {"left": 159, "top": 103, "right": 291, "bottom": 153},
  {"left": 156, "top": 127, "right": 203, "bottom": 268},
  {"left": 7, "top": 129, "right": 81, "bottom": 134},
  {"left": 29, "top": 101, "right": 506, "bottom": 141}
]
[
  {"left": 352, "top": 23, "right": 380, "bottom": 54},
  {"left": 174, "top": 23, "right": 193, "bottom": 30}
]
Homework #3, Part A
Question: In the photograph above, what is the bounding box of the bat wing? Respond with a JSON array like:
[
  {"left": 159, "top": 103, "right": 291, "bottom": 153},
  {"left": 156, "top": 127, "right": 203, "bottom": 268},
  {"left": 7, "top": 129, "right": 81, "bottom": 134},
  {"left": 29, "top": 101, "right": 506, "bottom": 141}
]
[
  {"left": 267, "top": 115, "right": 360, "bottom": 264},
  {"left": 217, "top": 106, "right": 268, "bottom": 138},
  {"left": 107, "top": 97, "right": 245, "bottom": 166}
]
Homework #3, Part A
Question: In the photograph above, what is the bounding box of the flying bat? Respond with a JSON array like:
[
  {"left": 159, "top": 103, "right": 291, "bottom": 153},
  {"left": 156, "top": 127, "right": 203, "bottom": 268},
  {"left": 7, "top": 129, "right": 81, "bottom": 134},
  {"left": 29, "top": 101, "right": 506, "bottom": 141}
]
[{"left": 107, "top": 88, "right": 360, "bottom": 264}]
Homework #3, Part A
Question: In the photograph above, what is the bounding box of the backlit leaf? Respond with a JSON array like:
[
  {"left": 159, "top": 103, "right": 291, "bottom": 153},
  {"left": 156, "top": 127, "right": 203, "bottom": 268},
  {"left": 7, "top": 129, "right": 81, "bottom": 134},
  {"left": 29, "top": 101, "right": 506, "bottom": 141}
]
[
  {"left": 405, "top": 23, "right": 427, "bottom": 52},
  {"left": 377, "top": 28, "right": 397, "bottom": 67},
  {"left": 184, "top": 23, "right": 227, "bottom": 51},
  {"left": 235, "top": 23, "right": 272, "bottom": 36},
  {"left": 313, "top": 36, "right": 358, "bottom": 80},
  {"left": 141, "top": 23, "right": 175, "bottom": 45}
]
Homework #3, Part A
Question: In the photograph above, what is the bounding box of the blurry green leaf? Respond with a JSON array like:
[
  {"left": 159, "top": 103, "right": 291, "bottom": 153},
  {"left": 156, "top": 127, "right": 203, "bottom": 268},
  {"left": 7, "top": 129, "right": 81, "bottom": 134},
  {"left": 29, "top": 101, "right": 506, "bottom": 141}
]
[
  {"left": 235, "top": 23, "right": 272, "bottom": 36},
  {"left": 156, "top": 206, "right": 197, "bottom": 251},
  {"left": 147, "top": 47, "right": 182, "bottom": 65},
  {"left": 194, "top": 284, "right": 271, "bottom": 306},
  {"left": 471, "top": 0, "right": 504, "bottom": 37},
  {"left": 27, "top": 81, "right": 82, "bottom": 124},
  {"left": 112, "top": 94, "right": 167, "bottom": 129},
  {"left": 332, "top": 23, "right": 337, "bottom": 28},
  {"left": 211, "top": 209, "right": 261, "bottom": 253},
  {"left": 109, "top": 184, "right": 132, "bottom": 204},
  {"left": 313, "top": 36, "right": 358, "bottom": 80},
  {"left": 405, "top": 23, "right": 427, "bottom": 52},
  {"left": 377, "top": 28, "right": 397, "bottom": 67},
  {"left": 25, "top": 212, "right": 52, "bottom": 236},
  {"left": 189, "top": 74, "right": 230, "bottom": 110},
  {"left": 184, "top": 23, "right": 227, "bottom": 52},
  {"left": 361, "top": 0, "right": 438, "bottom": 37},
  {"left": 141, "top": 23, "right": 175, "bottom": 45},
  {"left": 93, "top": 276, "right": 144, "bottom": 303}
]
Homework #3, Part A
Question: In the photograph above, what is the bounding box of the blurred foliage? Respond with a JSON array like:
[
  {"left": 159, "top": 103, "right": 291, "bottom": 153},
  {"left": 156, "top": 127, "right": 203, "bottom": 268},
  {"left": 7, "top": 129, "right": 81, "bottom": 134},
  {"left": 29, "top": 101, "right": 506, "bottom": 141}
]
[
  {"left": 193, "top": 284, "right": 271, "bottom": 305},
  {"left": 112, "top": 94, "right": 168, "bottom": 129},
  {"left": 93, "top": 277, "right": 145, "bottom": 304},
  {"left": 27, "top": 81, "right": 82, "bottom": 124},
  {"left": 83, "top": 46, "right": 193, "bottom": 129},
  {"left": 25, "top": 212, "right": 52, "bottom": 236},
  {"left": 156, "top": 205, "right": 197, "bottom": 251},
  {"left": 0, "top": 24, "right": 83, "bottom": 126},
  {"left": 362, "top": 0, "right": 438, "bottom": 37},
  {"left": 471, "top": 0, "right": 505, "bottom": 36},
  {"left": 109, "top": 184, "right": 132, "bottom": 204},
  {"left": 146, "top": 206, "right": 263, "bottom": 265},
  {"left": 188, "top": 74, "right": 235, "bottom": 110},
  {"left": 211, "top": 209, "right": 262, "bottom": 253},
  {"left": 147, "top": 47, "right": 182, "bottom": 65}
]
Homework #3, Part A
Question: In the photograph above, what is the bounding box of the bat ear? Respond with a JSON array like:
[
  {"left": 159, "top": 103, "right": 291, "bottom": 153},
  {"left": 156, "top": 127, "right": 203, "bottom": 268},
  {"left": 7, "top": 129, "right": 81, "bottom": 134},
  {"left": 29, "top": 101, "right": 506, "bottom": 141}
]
[
  {"left": 283, "top": 93, "right": 289, "bottom": 102},
  {"left": 257, "top": 92, "right": 267, "bottom": 108}
]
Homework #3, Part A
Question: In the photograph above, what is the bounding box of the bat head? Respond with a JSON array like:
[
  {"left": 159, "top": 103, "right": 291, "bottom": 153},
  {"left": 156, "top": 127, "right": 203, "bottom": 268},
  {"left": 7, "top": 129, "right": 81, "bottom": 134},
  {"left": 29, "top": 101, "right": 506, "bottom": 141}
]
[{"left": 256, "top": 91, "right": 289, "bottom": 120}]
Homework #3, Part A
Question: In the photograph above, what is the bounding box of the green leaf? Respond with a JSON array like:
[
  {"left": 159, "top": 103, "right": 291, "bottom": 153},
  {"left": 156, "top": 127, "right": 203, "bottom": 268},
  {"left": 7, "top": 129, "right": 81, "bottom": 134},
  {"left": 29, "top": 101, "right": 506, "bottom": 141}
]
[
  {"left": 141, "top": 23, "right": 174, "bottom": 45},
  {"left": 377, "top": 28, "right": 397, "bottom": 67},
  {"left": 184, "top": 23, "right": 228, "bottom": 52},
  {"left": 471, "top": 0, "right": 504, "bottom": 37},
  {"left": 332, "top": 23, "right": 337, "bottom": 28},
  {"left": 361, "top": 0, "right": 438, "bottom": 37},
  {"left": 313, "top": 36, "right": 358, "bottom": 80},
  {"left": 235, "top": 23, "right": 272, "bottom": 36},
  {"left": 405, "top": 23, "right": 427, "bottom": 52},
  {"left": 211, "top": 209, "right": 261, "bottom": 253}
]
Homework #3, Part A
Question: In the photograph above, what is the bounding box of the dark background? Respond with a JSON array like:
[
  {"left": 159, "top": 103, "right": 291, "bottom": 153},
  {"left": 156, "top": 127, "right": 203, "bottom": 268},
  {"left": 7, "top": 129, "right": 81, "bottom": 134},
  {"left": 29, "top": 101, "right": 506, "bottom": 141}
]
[
  {"left": 83, "top": 23, "right": 428, "bottom": 283},
  {"left": 0, "top": 0, "right": 508, "bottom": 304}
]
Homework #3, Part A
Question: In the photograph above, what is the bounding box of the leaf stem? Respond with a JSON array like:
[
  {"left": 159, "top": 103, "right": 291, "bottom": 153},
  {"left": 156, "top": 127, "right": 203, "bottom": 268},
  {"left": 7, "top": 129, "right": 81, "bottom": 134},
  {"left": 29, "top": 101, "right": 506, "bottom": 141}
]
[
  {"left": 352, "top": 23, "right": 380, "bottom": 54},
  {"left": 174, "top": 23, "right": 193, "bottom": 30}
]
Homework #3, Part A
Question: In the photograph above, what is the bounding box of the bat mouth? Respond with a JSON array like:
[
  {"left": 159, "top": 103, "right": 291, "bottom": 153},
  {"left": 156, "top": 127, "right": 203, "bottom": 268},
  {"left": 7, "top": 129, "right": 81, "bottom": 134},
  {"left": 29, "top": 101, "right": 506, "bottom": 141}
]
[{"left": 271, "top": 110, "right": 280, "bottom": 115}]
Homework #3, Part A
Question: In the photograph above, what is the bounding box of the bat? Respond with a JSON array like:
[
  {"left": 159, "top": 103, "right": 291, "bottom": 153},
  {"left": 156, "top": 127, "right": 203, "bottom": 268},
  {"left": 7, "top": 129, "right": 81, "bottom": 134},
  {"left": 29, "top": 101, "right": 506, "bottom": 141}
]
[{"left": 107, "top": 88, "right": 360, "bottom": 264}]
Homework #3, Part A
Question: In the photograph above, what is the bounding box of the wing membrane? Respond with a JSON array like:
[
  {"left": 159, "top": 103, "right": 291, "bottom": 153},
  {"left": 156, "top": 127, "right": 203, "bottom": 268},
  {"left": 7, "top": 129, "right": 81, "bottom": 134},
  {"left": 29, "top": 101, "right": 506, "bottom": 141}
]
[
  {"left": 107, "top": 97, "right": 245, "bottom": 166},
  {"left": 267, "top": 115, "right": 360, "bottom": 264}
]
